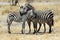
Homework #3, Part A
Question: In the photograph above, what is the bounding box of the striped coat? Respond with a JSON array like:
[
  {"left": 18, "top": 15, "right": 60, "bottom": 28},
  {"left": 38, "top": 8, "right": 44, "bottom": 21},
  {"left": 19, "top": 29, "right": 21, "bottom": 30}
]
[{"left": 30, "top": 10, "right": 54, "bottom": 33}]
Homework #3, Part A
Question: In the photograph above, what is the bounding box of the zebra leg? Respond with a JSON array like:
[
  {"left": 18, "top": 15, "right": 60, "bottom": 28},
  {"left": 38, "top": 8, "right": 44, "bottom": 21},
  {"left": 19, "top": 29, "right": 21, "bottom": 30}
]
[
  {"left": 27, "top": 20, "right": 31, "bottom": 34},
  {"left": 14, "top": 0, "right": 18, "bottom": 6},
  {"left": 47, "top": 22, "right": 52, "bottom": 33},
  {"left": 33, "top": 22, "right": 37, "bottom": 34},
  {"left": 43, "top": 23, "right": 46, "bottom": 33},
  {"left": 7, "top": 20, "right": 12, "bottom": 34},
  {"left": 8, "top": 24, "right": 11, "bottom": 34},
  {"left": 21, "top": 21, "right": 25, "bottom": 34},
  {"left": 37, "top": 23, "right": 41, "bottom": 32},
  {"left": 21, "top": 15, "right": 27, "bottom": 34},
  {"left": 49, "top": 25, "right": 52, "bottom": 33}
]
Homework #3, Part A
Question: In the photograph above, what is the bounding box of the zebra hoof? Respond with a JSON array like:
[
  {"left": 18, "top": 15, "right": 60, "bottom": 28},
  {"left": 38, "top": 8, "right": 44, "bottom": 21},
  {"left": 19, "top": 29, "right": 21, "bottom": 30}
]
[
  {"left": 33, "top": 32, "right": 35, "bottom": 34},
  {"left": 8, "top": 31, "right": 11, "bottom": 34},
  {"left": 37, "top": 30, "right": 40, "bottom": 32},
  {"left": 49, "top": 31, "right": 52, "bottom": 33},
  {"left": 22, "top": 32, "right": 24, "bottom": 34},
  {"left": 21, "top": 30, "right": 24, "bottom": 34},
  {"left": 49, "top": 30, "right": 52, "bottom": 33},
  {"left": 37, "top": 31, "right": 39, "bottom": 33}
]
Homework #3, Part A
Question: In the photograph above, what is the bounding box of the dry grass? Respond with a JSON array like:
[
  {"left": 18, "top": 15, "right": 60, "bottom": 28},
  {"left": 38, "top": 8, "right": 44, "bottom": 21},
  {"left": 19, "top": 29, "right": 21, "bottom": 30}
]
[
  {"left": 0, "top": 0, "right": 60, "bottom": 2},
  {"left": 0, "top": 3, "right": 60, "bottom": 40}
]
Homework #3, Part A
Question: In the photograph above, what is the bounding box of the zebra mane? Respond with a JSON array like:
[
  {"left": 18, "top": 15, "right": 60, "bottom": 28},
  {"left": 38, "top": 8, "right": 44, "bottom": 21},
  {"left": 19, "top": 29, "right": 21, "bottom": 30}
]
[{"left": 25, "top": 3, "right": 34, "bottom": 11}]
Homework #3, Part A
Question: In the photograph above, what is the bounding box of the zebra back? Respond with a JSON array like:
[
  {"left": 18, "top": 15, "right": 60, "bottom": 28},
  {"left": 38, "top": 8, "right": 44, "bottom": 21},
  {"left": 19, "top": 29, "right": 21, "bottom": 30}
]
[
  {"left": 8, "top": 11, "right": 22, "bottom": 22},
  {"left": 32, "top": 10, "right": 54, "bottom": 26}
]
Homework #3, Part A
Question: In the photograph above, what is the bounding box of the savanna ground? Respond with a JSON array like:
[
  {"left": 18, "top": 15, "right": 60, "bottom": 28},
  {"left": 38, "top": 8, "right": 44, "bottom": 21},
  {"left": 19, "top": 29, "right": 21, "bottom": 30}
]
[{"left": 0, "top": 2, "right": 60, "bottom": 40}]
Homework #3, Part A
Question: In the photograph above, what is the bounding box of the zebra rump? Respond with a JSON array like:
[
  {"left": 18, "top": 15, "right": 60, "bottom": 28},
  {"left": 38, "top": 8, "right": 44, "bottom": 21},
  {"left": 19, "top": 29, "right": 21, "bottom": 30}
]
[
  {"left": 35, "top": 10, "right": 54, "bottom": 26},
  {"left": 7, "top": 12, "right": 22, "bottom": 23},
  {"left": 45, "top": 10, "right": 54, "bottom": 26}
]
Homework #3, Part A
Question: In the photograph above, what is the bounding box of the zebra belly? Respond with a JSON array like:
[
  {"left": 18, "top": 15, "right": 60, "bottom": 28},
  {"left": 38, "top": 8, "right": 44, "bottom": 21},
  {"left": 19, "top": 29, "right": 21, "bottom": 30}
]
[{"left": 32, "top": 17, "right": 46, "bottom": 23}]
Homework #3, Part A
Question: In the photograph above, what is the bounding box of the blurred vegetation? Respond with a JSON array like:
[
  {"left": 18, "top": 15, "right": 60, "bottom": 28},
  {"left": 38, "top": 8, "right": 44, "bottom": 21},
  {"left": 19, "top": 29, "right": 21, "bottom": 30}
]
[
  {"left": 0, "top": 0, "right": 60, "bottom": 3},
  {"left": 26, "top": 0, "right": 34, "bottom": 3}
]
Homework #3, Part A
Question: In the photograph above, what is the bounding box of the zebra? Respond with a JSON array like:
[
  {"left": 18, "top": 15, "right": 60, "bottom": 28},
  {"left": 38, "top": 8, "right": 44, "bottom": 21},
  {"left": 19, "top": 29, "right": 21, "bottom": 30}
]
[
  {"left": 19, "top": 3, "right": 54, "bottom": 34},
  {"left": 7, "top": 11, "right": 22, "bottom": 33},
  {"left": 19, "top": 4, "right": 35, "bottom": 34},
  {"left": 31, "top": 10, "right": 54, "bottom": 33},
  {"left": 20, "top": 10, "right": 37, "bottom": 34}
]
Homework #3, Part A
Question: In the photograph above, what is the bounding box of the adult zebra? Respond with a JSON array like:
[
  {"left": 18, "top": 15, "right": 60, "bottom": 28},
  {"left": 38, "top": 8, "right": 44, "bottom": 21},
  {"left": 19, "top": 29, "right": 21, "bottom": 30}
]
[
  {"left": 31, "top": 10, "right": 54, "bottom": 33},
  {"left": 20, "top": 3, "right": 54, "bottom": 34},
  {"left": 19, "top": 4, "right": 36, "bottom": 34}
]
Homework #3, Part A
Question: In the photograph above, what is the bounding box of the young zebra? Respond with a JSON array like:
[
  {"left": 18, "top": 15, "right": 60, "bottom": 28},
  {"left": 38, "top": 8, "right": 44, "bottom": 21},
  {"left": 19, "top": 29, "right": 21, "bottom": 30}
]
[{"left": 7, "top": 11, "right": 22, "bottom": 33}]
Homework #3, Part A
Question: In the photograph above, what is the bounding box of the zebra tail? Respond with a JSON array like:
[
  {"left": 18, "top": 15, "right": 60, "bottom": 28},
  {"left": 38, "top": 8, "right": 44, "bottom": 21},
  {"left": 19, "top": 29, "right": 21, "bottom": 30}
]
[
  {"left": 52, "top": 18, "right": 54, "bottom": 26},
  {"left": 46, "top": 12, "right": 54, "bottom": 26}
]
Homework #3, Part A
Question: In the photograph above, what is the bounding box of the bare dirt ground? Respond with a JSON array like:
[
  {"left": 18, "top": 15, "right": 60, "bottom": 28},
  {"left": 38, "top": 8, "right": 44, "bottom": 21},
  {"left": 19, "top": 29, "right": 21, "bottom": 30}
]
[{"left": 0, "top": 3, "right": 60, "bottom": 40}]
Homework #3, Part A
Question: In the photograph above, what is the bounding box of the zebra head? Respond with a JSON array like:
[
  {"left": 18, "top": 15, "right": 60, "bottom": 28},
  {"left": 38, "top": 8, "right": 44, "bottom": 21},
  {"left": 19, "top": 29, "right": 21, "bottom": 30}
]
[
  {"left": 19, "top": 6, "right": 27, "bottom": 13},
  {"left": 19, "top": 3, "right": 34, "bottom": 16}
]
